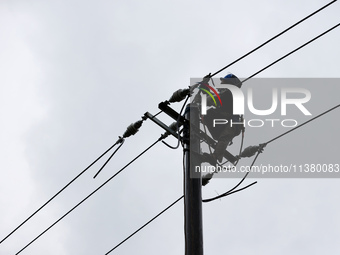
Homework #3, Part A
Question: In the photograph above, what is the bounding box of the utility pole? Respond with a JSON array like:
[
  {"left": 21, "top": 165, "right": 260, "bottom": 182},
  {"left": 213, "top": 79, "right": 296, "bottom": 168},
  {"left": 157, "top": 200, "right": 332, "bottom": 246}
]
[
  {"left": 152, "top": 95, "right": 204, "bottom": 254},
  {"left": 183, "top": 103, "right": 203, "bottom": 255}
]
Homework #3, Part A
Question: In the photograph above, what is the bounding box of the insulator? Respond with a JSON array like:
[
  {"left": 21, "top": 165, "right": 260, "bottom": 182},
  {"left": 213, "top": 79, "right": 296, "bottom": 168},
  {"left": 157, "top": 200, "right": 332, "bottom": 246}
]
[
  {"left": 123, "top": 120, "right": 143, "bottom": 138},
  {"left": 240, "top": 146, "right": 259, "bottom": 158},
  {"left": 202, "top": 172, "right": 214, "bottom": 186},
  {"left": 169, "top": 89, "right": 190, "bottom": 103},
  {"left": 169, "top": 121, "right": 179, "bottom": 132}
]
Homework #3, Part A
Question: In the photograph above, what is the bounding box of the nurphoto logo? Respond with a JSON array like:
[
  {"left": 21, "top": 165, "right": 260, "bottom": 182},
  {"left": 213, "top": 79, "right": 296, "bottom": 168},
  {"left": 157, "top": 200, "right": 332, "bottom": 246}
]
[{"left": 196, "top": 78, "right": 312, "bottom": 128}]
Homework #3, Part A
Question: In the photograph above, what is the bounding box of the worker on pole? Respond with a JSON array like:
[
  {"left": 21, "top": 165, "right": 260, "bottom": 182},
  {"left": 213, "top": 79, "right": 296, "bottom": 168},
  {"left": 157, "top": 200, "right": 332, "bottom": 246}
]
[{"left": 192, "top": 74, "right": 244, "bottom": 166}]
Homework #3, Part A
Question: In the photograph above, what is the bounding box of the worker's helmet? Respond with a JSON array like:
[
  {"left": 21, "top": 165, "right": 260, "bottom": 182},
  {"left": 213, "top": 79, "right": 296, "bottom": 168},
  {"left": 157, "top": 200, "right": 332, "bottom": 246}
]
[{"left": 220, "top": 74, "right": 242, "bottom": 88}]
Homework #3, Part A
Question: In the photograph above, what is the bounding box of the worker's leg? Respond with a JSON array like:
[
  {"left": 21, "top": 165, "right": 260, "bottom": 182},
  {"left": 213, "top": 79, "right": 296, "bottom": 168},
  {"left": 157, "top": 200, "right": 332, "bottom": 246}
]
[{"left": 213, "top": 125, "right": 236, "bottom": 162}]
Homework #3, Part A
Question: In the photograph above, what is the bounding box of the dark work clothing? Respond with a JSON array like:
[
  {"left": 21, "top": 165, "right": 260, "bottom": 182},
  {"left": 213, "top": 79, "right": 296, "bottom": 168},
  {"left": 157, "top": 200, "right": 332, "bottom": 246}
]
[
  {"left": 219, "top": 89, "right": 234, "bottom": 116},
  {"left": 206, "top": 89, "right": 233, "bottom": 115},
  {"left": 204, "top": 89, "right": 242, "bottom": 163}
]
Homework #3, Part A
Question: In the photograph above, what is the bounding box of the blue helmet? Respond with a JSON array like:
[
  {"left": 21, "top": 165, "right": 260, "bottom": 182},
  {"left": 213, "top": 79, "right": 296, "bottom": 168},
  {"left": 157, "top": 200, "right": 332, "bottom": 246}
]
[
  {"left": 224, "top": 74, "right": 235, "bottom": 79},
  {"left": 220, "top": 73, "right": 242, "bottom": 87}
]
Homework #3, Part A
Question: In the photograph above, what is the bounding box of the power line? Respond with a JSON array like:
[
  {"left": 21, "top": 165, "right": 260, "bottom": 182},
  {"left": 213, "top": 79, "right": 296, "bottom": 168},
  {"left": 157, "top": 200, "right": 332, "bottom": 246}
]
[
  {"left": 202, "top": 150, "right": 262, "bottom": 203},
  {"left": 110, "top": 84, "right": 338, "bottom": 247},
  {"left": 0, "top": 138, "right": 124, "bottom": 245},
  {"left": 4, "top": 2, "right": 335, "bottom": 246},
  {"left": 204, "top": 103, "right": 340, "bottom": 202},
  {"left": 200, "top": 22, "right": 340, "bottom": 201},
  {"left": 7, "top": 4, "right": 339, "bottom": 252},
  {"left": 203, "top": 103, "right": 340, "bottom": 202},
  {"left": 1, "top": 114, "right": 153, "bottom": 245},
  {"left": 103, "top": 9, "right": 340, "bottom": 253},
  {"left": 265, "top": 104, "right": 340, "bottom": 144},
  {"left": 200, "top": 21, "right": 340, "bottom": 192},
  {"left": 103, "top": 102, "right": 340, "bottom": 252},
  {"left": 15, "top": 135, "right": 165, "bottom": 255},
  {"left": 210, "top": 0, "right": 337, "bottom": 77},
  {"left": 105, "top": 195, "right": 184, "bottom": 255},
  {"left": 93, "top": 140, "right": 125, "bottom": 178},
  {"left": 242, "top": 22, "right": 340, "bottom": 83},
  {"left": 25, "top": 20, "right": 340, "bottom": 252},
  {"left": 90, "top": 20, "right": 340, "bottom": 252}
]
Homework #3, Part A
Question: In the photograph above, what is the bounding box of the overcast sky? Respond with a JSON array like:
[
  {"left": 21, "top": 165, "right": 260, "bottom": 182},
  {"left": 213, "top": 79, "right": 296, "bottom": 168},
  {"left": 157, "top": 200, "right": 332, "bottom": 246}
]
[{"left": 0, "top": 0, "right": 339, "bottom": 254}]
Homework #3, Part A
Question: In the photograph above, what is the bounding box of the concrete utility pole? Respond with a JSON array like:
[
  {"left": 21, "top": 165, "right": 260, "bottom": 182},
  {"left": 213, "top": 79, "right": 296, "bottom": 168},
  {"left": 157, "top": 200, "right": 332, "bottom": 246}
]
[
  {"left": 155, "top": 99, "right": 204, "bottom": 254},
  {"left": 183, "top": 104, "right": 203, "bottom": 255}
]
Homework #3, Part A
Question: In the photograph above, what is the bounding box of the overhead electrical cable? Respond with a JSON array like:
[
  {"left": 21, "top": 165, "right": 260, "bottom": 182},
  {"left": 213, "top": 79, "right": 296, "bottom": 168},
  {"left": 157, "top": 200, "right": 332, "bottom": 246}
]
[
  {"left": 105, "top": 195, "right": 184, "bottom": 255},
  {"left": 93, "top": 140, "right": 125, "bottom": 178},
  {"left": 0, "top": 137, "right": 124, "bottom": 245},
  {"left": 210, "top": 0, "right": 337, "bottom": 78},
  {"left": 6, "top": 2, "right": 338, "bottom": 252},
  {"left": 203, "top": 103, "right": 340, "bottom": 202},
  {"left": 0, "top": 113, "right": 155, "bottom": 245},
  {"left": 103, "top": 17, "right": 340, "bottom": 249},
  {"left": 242, "top": 22, "right": 340, "bottom": 83},
  {"left": 202, "top": 151, "right": 262, "bottom": 203},
  {"left": 265, "top": 104, "right": 340, "bottom": 145},
  {"left": 7, "top": 5, "right": 335, "bottom": 243},
  {"left": 198, "top": 21, "right": 340, "bottom": 190},
  {"left": 15, "top": 133, "right": 171, "bottom": 255},
  {"left": 108, "top": 102, "right": 340, "bottom": 253},
  {"left": 17, "top": 20, "right": 340, "bottom": 254},
  {"left": 16, "top": 20, "right": 340, "bottom": 252}
]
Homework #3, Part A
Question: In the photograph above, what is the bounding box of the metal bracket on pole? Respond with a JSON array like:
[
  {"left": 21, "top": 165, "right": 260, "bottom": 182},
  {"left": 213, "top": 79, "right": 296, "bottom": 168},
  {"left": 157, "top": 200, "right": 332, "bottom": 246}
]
[
  {"left": 159, "top": 101, "right": 237, "bottom": 164},
  {"left": 158, "top": 101, "right": 186, "bottom": 124},
  {"left": 144, "top": 112, "right": 179, "bottom": 138}
]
